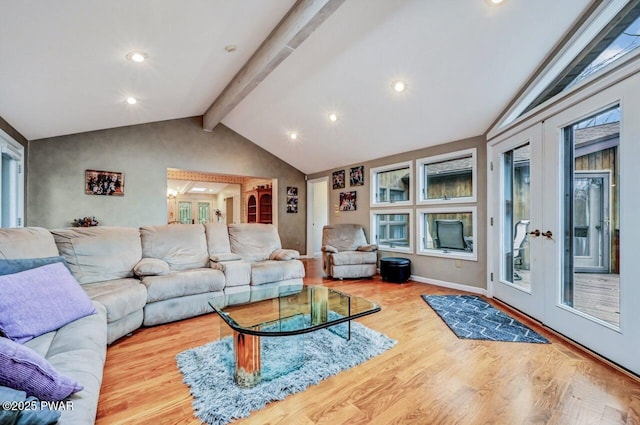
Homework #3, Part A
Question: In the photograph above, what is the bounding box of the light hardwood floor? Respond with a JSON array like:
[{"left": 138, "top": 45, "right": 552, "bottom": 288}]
[{"left": 96, "top": 259, "right": 640, "bottom": 424}]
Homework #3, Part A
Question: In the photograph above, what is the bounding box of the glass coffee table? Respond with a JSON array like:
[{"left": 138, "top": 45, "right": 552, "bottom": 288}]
[{"left": 209, "top": 284, "right": 381, "bottom": 387}]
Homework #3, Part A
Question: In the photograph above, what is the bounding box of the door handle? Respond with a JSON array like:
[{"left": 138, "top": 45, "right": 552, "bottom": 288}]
[
  {"left": 529, "top": 229, "right": 540, "bottom": 237},
  {"left": 542, "top": 230, "right": 553, "bottom": 240}
]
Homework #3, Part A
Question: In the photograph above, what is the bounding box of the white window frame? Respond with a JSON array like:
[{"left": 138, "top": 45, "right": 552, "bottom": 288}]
[
  {"left": 416, "top": 148, "right": 477, "bottom": 205},
  {"left": 417, "top": 206, "right": 477, "bottom": 261},
  {"left": 0, "top": 130, "right": 24, "bottom": 228},
  {"left": 370, "top": 160, "right": 413, "bottom": 207},
  {"left": 370, "top": 208, "right": 413, "bottom": 254}
]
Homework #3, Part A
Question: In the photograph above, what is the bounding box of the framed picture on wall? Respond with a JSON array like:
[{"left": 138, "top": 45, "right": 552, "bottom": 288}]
[
  {"left": 85, "top": 170, "right": 124, "bottom": 196},
  {"left": 339, "top": 191, "right": 357, "bottom": 211},
  {"left": 350, "top": 165, "right": 364, "bottom": 186},
  {"left": 286, "top": 186, "right": 298, "bottom": 213},
  {"left": 332, "top": 170, "right": 345, "bottom": 189}
]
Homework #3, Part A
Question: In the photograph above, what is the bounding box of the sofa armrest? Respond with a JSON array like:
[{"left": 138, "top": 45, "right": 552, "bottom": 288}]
[
  {"left": 269, "top": 249, "right": 300, "bottom": 261},
  {"left": 210, "top": 253, "right": 242, "bottom": 262},
  {"left": 357, "top": 244, "right": 378, "bottom": 252},
  {"left": 133, "top": 258, "right": 170, "bottom": 276},
  {"left": 321, "top": 245, "right": 338, "bottom": 253}
]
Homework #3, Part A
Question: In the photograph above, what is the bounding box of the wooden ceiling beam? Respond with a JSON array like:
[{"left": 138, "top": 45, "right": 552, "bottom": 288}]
[{"left": 202, "top": 0, "right": 345, "bottom": 131}]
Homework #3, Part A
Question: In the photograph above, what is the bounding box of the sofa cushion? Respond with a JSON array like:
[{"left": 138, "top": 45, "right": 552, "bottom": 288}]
[
  {"left": 0, "top": 227, "right": 60, "bottom": 260},
  {"left": 82, "top": 278, "right": 147, "bottom": 323},
  {"left": 51, "top": 227, "right": 142, "bottom": 284},
  {"left": 0, "top": 337, "right": 83, "bottom": 401},
  {"left": 356, "top": 244, "right": 378, "bottom": 252},
  {"left": 0, "top": 263, "right": 96, "bottom": 343},
  {"left": 140, "top": 224, "right": 209, "bottom": 271},
  {"left": 228, "top": 224, "right": 282, "bottom": 262},
  {"left": 141, "top": 268, "right": 225, "bottom": 303},
  {"left": 133, "top": 258, "right": 170, "bottom": 276},
  {"left": 0, "top": 385, "right": 61, "bottom": 424},
  {"left": 25, "top": 302, "right": 108, "bottom": 425},
  {"left": 204, "top": 222, "right": 233, "bottom": 255},
  {"left": 0, "top": 256, "right": 68, "bottom": 276},
  {"left": 330, "top": 251, "right": 377, "bottom": 266},
  {"left": 250, "top": 260, "right": 305, "bottom": 286},
  {"left": 210, "top": 253, "right": 242, "bottom": 262},
  {"left": 322, "top": 224, "right": 369, "bottom": 252},
  {"left": 211, "top": 261, "right": 251, "bottom": 287},
  {"left": 269, "top": 249, "right": 300, "bottom": 261}
]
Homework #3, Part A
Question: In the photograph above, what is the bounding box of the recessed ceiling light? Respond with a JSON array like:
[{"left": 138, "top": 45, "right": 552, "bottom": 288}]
[
  {"left": 126, "top": 51, "right": 148, "bottom": 62},
  {"left": 486, "top": 0, "right": 505, "bottom": 5},
  {"left": 289, "top": 132, "right": 298, "bottom": 140},
  {"left": 126, "top": 96, "right": 137, "bottom": 105},
  {"left": 393, "top": 80, "right": 406, "bottom": 92},
  {"left": 328, "top": 113, "right": 338, "bottom": 122},
  {"left": 191, "top": 187, "right": 206, "bottom": 192}
]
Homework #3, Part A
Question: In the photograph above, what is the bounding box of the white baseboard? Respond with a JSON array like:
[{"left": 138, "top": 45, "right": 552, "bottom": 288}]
[{"left": 409, "top": 274, "right": 487, "bottom": 296}]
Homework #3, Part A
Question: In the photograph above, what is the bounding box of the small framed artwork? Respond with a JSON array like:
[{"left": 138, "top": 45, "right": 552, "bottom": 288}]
[
  {"left": 350, "top": 165, "right": 364, "bottom": 186},
  {"left": 332, "top": 170, "right": 345, "bottom": 189},
  {"left": 287, "top": 196, "right": 298, "bottom": 213},
  {"left": 339, "top": 191, "right": 357, "bottom": 211},
  {"left": 85, "top": 170, "right": 124, "bottom": 196},
  {"left": 286, "top": 186, "right": 298, "bottom": 213}
]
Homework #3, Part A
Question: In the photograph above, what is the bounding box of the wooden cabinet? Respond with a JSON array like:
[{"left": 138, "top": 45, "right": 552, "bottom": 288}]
[{"left": 246, "top": 187, "right": 272, "bottom": 224}]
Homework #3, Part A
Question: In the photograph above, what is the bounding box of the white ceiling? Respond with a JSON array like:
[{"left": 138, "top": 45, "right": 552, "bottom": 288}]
[
  {"left": 167, "top": 179, "right": 238, "bottom": 196},
  {"left": 0, "top": 0, "right": 592, "bottom": 174}
]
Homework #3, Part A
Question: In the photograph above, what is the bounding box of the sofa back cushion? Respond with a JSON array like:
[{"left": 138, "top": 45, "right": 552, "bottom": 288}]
[
  {"left": 228, "top": 224, "right": 281, "bottom": 262},
  {"left": 322, "top": 224, "right": 369, "bottom": 252},
  {"left": 0, "top": 227, "right": 59, "bottom": 259},
  {"left": 140, "top": 224, "right": 209, "bottom": 271},
  {"left": 51, "top": 227, "right": 142, "bottom": 284},
  {"left": 204, "top": 222, "right": 232, "bottom": 255}
]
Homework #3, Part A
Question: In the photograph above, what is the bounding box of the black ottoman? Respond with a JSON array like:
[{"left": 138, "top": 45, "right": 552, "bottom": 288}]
[{"left": 380, "top": 257, "right": 411, "bottom": 283}]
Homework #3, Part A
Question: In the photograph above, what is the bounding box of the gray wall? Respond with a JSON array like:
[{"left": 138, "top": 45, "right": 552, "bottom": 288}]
[
  {"left": 27, "top": 116, "right": 307, "bottom": 252},
  {"left": 308, "top": 135, "right": 487, "bottom": 290}
]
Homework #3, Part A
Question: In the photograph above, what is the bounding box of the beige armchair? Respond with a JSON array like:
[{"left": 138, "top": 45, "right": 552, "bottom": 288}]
[{"left": 321, "top": 224, "right": 378, "bottom": 279}]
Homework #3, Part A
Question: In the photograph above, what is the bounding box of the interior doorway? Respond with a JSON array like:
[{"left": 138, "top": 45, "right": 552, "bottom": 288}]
[
  {"left": 167, "top": 168, "right": 276, "bottom": 226},
  {"left": 306, "top": 177, "right": 328, "bottom": 257}
]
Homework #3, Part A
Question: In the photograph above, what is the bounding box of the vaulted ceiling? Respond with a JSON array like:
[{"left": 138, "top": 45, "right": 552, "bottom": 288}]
[{"left": 0, "top": 0, "right": 593, "bottom": 174}]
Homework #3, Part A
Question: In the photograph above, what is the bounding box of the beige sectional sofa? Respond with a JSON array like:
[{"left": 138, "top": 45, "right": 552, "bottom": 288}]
[{"left": 0, "top": 223, "right": 304, "bottom": 424}]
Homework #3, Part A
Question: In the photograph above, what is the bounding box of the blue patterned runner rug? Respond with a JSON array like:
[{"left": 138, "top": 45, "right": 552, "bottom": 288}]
[{"left": 421, "top": 294, "right": 549, "bottom": 343}]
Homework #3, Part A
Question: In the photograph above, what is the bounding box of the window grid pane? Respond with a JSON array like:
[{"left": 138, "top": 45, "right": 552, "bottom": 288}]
[
  {"left": 424, "top": 154, "right": 473, "bottom": 201},
  {"left": 375, "top": 167, "right": 410, "bottom": 203},
  {"left": 375, "top": 213, "right": 410, "bottom": 248}
]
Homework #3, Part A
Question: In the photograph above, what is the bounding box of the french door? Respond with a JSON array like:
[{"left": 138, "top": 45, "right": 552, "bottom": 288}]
[
  {"left": 490, "top": 73, "right": 640, "bottom": 375},
  {"left": 491, "top": 124, "right": 545, "bottom": 320}
]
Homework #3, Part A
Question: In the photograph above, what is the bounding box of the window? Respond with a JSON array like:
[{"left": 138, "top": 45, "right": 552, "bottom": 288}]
[
  {"left": 501, "top": 0, "right": 640, "bottom": 126},
  {"left": 417, "top": 207, "right": 477, "bottom": 261},
  {"left": 370, "top": 209, "right": 413, "bottom": 253},
  {"left": 0, "top": 130, "right": 24, "bottom": 228},
  {"left": 370, "top": 161, "right": 412, "bottom": 207},
  {"left": 417, "top": 148, "right": 476, "bottom": 204}
]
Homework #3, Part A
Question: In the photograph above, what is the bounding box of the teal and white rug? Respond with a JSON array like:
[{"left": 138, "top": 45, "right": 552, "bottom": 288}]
[
  {"left": 422, "top": 294, "right": 549, "bottom": 344},
  {"left": 176, "top": 318, "right": 396, "bottom": 425}
]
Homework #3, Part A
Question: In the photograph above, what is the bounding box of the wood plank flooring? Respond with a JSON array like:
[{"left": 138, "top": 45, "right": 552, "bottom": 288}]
[
  {"left": 514, "top": 270, "right": 620, "bottom": 326},
  {"left": 96, "top": 259, "right": 640, "bottom": 424}
]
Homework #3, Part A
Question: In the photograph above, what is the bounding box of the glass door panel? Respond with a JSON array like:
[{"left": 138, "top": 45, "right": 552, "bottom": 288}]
[
  {"left": 502, "top": 144, "right": 531, "bottom": 291},
  {"left": 198, "top": 202, "right": 211, "bottom": 224},
  {"left": 178, "top": 201, "right": 192, "bottom": 224},
  {"left": 561, "top": 107, "right": 619, "bottom": 327}
]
